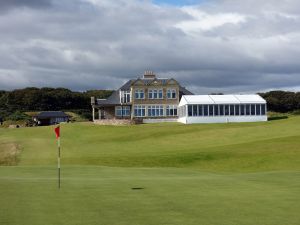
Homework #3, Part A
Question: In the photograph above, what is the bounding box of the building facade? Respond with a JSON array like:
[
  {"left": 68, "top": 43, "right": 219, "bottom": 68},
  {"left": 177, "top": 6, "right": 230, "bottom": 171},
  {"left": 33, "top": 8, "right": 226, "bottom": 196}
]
[{"left": 91, "top": 71, "right": 193, "bottom": 122}]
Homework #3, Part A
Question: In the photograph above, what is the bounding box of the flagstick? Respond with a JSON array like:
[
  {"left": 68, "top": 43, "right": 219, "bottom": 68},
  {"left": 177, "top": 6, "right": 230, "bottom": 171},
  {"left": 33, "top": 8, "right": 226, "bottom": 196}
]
[{"left": 58, "top": 136, "right": 61, "bottom": 189}]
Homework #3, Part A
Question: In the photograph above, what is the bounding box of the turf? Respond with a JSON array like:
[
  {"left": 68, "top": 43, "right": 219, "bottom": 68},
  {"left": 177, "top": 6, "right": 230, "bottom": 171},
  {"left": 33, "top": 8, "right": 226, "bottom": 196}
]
[{"left": 0, "top": 117, "right": 300, "bottom": 225}]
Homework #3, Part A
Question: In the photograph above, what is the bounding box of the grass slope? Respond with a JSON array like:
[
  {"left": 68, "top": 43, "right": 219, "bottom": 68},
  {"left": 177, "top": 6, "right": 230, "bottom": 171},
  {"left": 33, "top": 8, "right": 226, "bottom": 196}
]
[
  {"left": 1, "top": 116, "right": 300, "bottom": 171},
  {"left": 0, "top": 117, "right": 300, "bottom": 225}
]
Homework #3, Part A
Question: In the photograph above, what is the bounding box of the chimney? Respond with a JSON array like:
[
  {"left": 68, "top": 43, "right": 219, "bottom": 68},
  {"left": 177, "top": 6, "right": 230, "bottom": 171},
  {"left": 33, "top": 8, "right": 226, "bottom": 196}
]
[{"left": 143, "top": 70, "right": 156, "bottom": 79}]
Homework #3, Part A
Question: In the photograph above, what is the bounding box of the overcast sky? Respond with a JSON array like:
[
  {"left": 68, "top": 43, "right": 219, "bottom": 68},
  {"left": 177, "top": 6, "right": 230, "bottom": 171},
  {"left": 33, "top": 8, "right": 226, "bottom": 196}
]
[{"left": 0, "top": 0, "right": 300, "bottom": 94}]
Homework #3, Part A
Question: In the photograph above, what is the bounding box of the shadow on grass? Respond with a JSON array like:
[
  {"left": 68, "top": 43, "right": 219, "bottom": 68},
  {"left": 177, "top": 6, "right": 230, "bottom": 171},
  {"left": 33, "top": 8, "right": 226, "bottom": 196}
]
[{"left": 268, "top": 116, "right": 289, "bottom": 121}]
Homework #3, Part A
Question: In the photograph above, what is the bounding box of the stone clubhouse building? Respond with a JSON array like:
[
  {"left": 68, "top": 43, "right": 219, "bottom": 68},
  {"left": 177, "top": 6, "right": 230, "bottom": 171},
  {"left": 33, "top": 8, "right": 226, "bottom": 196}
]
[
  {"left": 91, "top": 71, "right": 193, "bottom": 124},
  {"left": 91, "top": 71, "right": 267, "bottom": 124}
]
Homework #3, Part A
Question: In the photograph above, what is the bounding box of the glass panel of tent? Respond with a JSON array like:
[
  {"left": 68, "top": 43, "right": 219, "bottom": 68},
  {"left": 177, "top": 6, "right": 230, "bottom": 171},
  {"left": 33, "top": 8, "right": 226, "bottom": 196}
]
[
  {"left": 235, "top": 105, "right": 240, "bottom": 115},
  {"left": 251, "top": 105, "right": 256, "bottom": 115},
  {"left": 198, "top": 105, "right": 203, "bottom": 116},
  {"left": 256, "top": 104, "right": 260, "bottom": 115},
  {"left": 261, "top": 104, "right": 266, "bottom": 115},
  {"left": 219, "top": 105, "right": 224, "bottom": 116},
  {"left": 203, "top": 105, "right": 208, "bottom": 116},
  {"left": 209, "top": 105, "right": 214, "bottom": 116},
  {"left": 230, "top": 105, "right": 235, "bottom": 116},
  {"left": 193, "top": 105, "right": 198, "bottom": 116},
  {"left": 214, "top": 105, "right": 219, "bottom": 116}
]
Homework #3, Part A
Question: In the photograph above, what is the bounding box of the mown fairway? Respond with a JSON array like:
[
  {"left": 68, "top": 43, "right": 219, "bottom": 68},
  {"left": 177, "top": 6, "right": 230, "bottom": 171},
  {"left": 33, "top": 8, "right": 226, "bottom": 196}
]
[{"left": 0, "top": 117, "right": 300, "bottom": 225}]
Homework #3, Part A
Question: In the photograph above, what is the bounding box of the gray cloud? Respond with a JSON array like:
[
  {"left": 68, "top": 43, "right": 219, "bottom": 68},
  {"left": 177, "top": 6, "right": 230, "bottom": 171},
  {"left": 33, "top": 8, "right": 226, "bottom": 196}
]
[
  {"left": 0, "top": 0, "right": 52, "bottom": 11},
  {"left": 0, "top": 0, "right": 300, "bottom": 94}
]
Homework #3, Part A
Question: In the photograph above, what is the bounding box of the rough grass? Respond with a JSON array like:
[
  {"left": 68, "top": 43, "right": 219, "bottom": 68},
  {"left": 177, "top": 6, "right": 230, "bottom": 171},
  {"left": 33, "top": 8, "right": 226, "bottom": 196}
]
[
  {"left": 0, "top": 142, "right": 21, "bottom": 165},
  {"left": 0, "top": 117, "right": 300, "bottom": 225}
]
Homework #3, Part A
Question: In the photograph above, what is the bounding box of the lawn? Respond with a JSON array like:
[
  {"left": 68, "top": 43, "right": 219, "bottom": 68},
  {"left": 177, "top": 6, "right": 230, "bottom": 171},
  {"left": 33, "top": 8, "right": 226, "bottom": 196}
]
[{"left": 0, "top": 117, "right": 300, "bottom": 225}]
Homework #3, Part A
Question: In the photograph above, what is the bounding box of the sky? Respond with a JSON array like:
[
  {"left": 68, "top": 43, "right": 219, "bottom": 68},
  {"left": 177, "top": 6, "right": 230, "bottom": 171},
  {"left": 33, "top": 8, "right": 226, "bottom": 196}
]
[{"left": 0, "top": 0, "right": 300, "bottom": 94}]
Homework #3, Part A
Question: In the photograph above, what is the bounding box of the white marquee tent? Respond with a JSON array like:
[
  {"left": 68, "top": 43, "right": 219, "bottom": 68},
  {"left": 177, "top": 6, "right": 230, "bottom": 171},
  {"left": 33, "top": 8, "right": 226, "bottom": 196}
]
[{"left": 178, "top": 95, "right": 267, "bottom": 124}]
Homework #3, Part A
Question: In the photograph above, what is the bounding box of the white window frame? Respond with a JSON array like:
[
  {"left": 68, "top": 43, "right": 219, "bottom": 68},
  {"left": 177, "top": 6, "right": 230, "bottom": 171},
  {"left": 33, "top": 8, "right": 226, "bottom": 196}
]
[
  {"left": 148, "top": 105, "right": 164, "bottom": 117},
  {"left": 167, "top": 89, "right": 177, "bottom": 99},
  {"left": 134, "top": 105, "right": 146, "bottom": 117},
  {"left": 148, "top": 89, "right": 163, "bottom": 99},
  {"left": 134, "top": 89, "right": 144, "bottom": 99},
  {"left": 120, "top": 90, "right": 131, "bottom": 103},
  {"left": 166, "top": 105, "right": 177, "bottom": 116},
  {"left": 115, "top": 106, "right": 130, "bottom": 117}
]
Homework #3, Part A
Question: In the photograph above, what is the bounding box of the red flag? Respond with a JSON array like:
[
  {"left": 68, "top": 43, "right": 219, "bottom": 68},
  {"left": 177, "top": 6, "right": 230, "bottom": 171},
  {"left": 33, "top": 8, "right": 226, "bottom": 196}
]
[{"left": 54, "top": 126, "right": 60, "bottom": 139}]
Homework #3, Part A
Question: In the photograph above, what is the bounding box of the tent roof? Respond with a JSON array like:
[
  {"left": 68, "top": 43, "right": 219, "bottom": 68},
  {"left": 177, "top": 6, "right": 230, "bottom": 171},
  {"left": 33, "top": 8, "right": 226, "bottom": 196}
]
[
  {"left": 179, "top": 95, "right": 266, "bottom": 106},
  {"left": 234, "top": 95, "right": 266, "bottom": 103}
]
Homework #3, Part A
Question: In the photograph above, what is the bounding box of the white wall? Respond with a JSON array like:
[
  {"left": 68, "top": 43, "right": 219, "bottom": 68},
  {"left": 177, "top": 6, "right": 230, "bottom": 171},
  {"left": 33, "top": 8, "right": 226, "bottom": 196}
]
[{"left": 179, "top": 116, "right": 268, "bottom": 124}]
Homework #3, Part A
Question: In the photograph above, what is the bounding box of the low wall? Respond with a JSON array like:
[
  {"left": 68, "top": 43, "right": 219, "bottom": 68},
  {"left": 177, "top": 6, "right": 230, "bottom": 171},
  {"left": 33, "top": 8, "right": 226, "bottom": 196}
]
[
  {"left": 143, "top": 118, "right": 178, "bottom": 123},
  {"left": 94, "top": 119, "right": 142, "bottom": 125}
]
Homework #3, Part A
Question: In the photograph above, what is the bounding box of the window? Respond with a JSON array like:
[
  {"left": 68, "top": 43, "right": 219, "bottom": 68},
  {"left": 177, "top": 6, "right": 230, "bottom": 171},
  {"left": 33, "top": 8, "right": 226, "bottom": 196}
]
[
  {"left": 230, "top": 105, "right": 235, "bottom": 116},
  {"left": 158, "top": 89, "right": 163, "bottom": 99},
  {"left": 134, "top": 89, "right": 144, "bottom": 99},
  {"left": 241, "top": 105, "right": 245, "bottom": 115},
  {"left": 261, "top": 104, "right": 266, "bottom": 115},
  {"left": 148, "top": 105, "right": 164, "bottom": 117},
  {"left": 198, "top": 105, "right": 203, "bottom": 116},
  {"left": 224, "top": 105, "right": 229, "bottom": 116},
  {"left": 167, "top": 89, "right": 176, "bottom": 99},
  {"left": 251, "top": 104, "right": 256, "bottom": 115},
  {"left": 116, "top": 106, "right": 130, "bottom": 117},
  {"left": 235, "top": 105, "right": 240, "bottom": 116},
  {"left": 120, "top": 90, "right": 131, "bottom": 103},
  {"left": 203, "top": 105, "right": 208, "bottom": 116},
  {"left": 148, "top": 89, "right": 163, "bottom": 99},
  {"left": 219, "top": 105, "right": 224, "bottom": 116},
  {"left": 188, "top": 105, "right": 193, "bottom": 117},
  {"left": 256, "top": 104, "right": 261, "bottom": 115},
  {"left": 214, "top": 105, "right": 219, "bottom": 116},
  {"left": 134, "top": 105, "right": 146, "bottom": 117},
  {"left": 209, "top": 105, "right": 214, "bottom": 116},
  {"left": 166, "top": 105, "right": 177, "bottom": 116},
  {"left": 245, "top": 104, "right": 250, "bottom": 115},
  {"left": 192, "top": 105, "right": 198, "bottom": 116}
]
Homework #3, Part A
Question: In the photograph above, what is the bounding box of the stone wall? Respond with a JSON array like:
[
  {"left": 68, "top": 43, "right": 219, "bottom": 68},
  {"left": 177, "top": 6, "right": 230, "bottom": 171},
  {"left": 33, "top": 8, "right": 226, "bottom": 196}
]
[{"left": 94, "top": 119, "right": 142, "bottom": 126}]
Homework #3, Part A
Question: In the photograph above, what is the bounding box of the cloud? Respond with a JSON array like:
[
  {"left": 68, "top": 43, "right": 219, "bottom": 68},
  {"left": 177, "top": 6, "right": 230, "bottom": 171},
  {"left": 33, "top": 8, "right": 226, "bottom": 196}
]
[
  {"left": 0, "top": 0, "right": 52, "bottom": 12},
  {"left": 0, "top": 0, "right": 300, "bottom": 93},
  {"left": 175, "top": 7, "right": 247, "bottom": 32}
]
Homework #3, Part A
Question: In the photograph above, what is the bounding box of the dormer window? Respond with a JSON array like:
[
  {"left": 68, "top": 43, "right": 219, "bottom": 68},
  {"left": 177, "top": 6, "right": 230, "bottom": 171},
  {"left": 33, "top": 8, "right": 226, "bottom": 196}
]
[{"left": 167, "top": 89, "right": 176, "bottom": 99}]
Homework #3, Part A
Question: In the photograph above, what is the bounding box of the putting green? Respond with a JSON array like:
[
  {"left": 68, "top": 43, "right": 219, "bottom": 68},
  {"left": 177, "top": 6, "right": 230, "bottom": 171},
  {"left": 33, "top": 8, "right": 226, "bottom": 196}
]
[{"left": 0, "top": 166, "right": 299, "bottom": 225}]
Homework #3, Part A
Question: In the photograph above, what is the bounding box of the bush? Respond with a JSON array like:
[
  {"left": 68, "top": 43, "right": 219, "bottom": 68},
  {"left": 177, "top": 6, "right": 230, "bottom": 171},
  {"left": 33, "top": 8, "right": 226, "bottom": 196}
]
[{"left": 7, "top": 111, "right": 30, "bottom": 121}]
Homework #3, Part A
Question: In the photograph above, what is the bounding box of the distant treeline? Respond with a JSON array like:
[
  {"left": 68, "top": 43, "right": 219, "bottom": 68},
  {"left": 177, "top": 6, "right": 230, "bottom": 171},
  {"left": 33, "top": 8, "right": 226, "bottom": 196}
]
[
  {"left": 0, "top": 88, "right": 299, "bottom": 121},
  {"left": 0, "top": 87, "right": 113, "bottom": 120},
  {"left": 259, "top": 91, "right": 300, "bottom": 113}
]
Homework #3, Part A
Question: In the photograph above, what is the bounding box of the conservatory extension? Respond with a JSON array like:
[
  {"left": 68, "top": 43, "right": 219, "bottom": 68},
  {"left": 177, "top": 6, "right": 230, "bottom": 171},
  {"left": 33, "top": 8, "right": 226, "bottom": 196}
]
[{"left": 178, "top": 95, "right": 267, "bottom": 124}]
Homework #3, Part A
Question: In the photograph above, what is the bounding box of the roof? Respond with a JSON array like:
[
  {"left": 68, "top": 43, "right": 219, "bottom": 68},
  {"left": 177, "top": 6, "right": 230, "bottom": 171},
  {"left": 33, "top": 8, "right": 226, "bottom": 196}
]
[
  {"left": 34, "top": 111, "right": 69, "bottom": 119},
  {"left": 179, "top": 86, "right": 194, "bottom": 95},
  {"left": 96, "top": 76, "right": 194, "bottom": 106},
  {"left": 97, "top": 91, "right": 120, "bottom": 105},
  {"left": 209, "top": 95, "right": 240, "bottom": 104},
  {"left": 179, "top": 95, "right": 266, "bottom": 106},
  {"left": 234, "top": 95, "right": 266, "bottom": 103}
]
